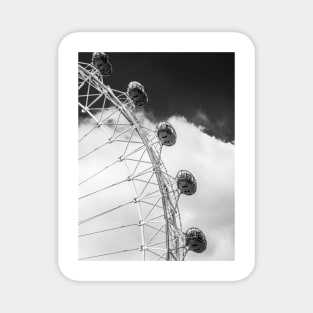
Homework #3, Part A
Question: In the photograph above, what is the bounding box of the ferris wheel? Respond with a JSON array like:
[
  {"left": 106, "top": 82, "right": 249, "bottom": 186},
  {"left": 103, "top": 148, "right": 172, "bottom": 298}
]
[{"left": 78, "top": 52, "right": 207, "bottom": 261}]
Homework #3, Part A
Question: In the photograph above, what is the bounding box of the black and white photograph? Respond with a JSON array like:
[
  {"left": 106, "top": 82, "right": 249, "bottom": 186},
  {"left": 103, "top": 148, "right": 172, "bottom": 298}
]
[
  {"left": 4, "top": 0, "right": 312, "bottom": 309},
  {"left": 78, "top": 52, "right": 235, "bottom": 261}
]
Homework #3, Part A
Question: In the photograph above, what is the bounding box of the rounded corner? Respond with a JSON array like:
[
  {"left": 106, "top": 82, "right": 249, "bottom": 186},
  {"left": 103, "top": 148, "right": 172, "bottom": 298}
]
[
  {"left": 57, "top": 260, "right": 80, "bottom": 283},
  {"left": 234, "top": 260, "right": 256, "bottom": 282},
  {"left": 58, "top": 32, "right": 81, "bottom": 53},
  {"left": 232, "top": 32, "right": 256, "bottom": 52}
]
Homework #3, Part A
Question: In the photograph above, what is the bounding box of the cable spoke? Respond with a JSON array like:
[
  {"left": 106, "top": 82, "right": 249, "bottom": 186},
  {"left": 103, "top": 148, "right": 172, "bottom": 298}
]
[
  {"left": 146, "top": 214, "right": 163, "bottom": 223},
  {"left": 79, "top": 125, "right": 133, "bottom": 160},
  {"left": 78, "top": 124, "right": 98, "bottom": 143},
  {"left": 78, "top": 147, "right": 149, "bottom": 186},
  {"left": 148, "top": 240, "right": 167, "bottom": 247},
  {"left": 80, "top": 248, "right": 139, "bottom": 260},
  {"left": 111, "top": 111, "right": 122, "bottom": 138},
  {"left": 79, "top": 223, "right": 138, "bottom": 237},
  {"left": 79, "top": 200, "right": 133, "bottom": 225},
  {"left": 79, "top": 93, "right": 102, "bottom": 98},
  {"left": 79, "top": 159, "right": 119, "bottom": 185},
  {"left": 131, "top": 148, "right": 146, "bottom": 175},
  {"left": 139, "top": 172, "right": 155, "bottom": 197},
  {"left": 133, "top": 179, "right": 159, "bottom": 186},
  {"left": 98, "top": 107, "right": 120, "bottom": 124},
  {"left": 157, "top": 252, "right": 166, "bottom": 261},
  {"left": 126, "top": 158, "right": 152, "bottom": 164},
  {"left": 99, "top": 93, "right": 108, "bottom": 121},
  {"left": 79, "top": 177, "right": 129, "bottom": 200},
  {"left": 140, "top": 189, "right": 161, "bottom": 201},
  {"left": 146, "top": 223, "right": 166, "bottom": 234},
  {"left": 146, "top": 248, "right": 166, "bottom": 260},
  {"left": 146, "top": 224, "right": 165, "bottom": 246},
  {"left": 143, "top": 198, "right": 162, "bottom": 220}
]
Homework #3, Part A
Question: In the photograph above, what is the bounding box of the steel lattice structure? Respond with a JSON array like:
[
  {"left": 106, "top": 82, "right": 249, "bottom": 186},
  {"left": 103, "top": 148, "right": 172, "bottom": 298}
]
[{"left": 78, "top": 61, "right": 187, "bottom": 261}]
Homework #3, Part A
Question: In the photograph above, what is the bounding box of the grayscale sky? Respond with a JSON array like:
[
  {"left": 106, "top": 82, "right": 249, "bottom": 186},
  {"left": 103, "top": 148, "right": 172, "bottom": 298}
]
[{"left": 78, "top": 53, "right": 234, "bottom": 261}]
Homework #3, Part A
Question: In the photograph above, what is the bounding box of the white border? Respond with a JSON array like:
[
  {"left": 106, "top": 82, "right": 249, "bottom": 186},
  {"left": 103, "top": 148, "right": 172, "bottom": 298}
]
[{"left": 58, "top": 32, "right": 255, "bottom": 281}]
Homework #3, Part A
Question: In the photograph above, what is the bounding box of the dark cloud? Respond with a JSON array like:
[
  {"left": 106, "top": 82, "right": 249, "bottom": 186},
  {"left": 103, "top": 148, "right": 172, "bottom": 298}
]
[{"left": 79, "top": 52, "right": 234, "bottom": 142}]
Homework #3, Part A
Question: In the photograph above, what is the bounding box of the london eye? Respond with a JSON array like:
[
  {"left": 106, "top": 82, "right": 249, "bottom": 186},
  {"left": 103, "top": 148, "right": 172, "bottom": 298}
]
[{"left": 78, "top": 52, "right": 206, "bottom": 261}]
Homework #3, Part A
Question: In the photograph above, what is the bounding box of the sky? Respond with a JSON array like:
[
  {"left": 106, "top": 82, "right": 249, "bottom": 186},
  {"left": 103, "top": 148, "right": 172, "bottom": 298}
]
[
  {"left": 78, "top": 52, "right": 234, "bottom": 261},
  {"left": 79, "top": 52, "right": 234, "bottom": 143}
]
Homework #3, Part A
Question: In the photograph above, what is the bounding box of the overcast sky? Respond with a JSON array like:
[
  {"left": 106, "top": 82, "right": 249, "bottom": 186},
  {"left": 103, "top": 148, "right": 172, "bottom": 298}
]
[{"left": 78, "top": 52, "right": 234, "bottom": 261}]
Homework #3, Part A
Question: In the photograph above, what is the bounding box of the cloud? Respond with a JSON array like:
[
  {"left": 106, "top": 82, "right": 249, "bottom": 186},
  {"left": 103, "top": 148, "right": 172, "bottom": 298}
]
[
  {"left": 78, "top": 108, "right": 234, "bottom": 261},
  {"left": 161, "top": 115, "right": 234, "bottom": 260},
  {"left": 191, "top": 109, "right": 233, "bottom": 143},
  {"left": 191, "top": 109, "right": 212, "bottom": 128}
]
